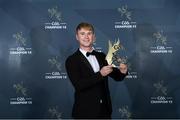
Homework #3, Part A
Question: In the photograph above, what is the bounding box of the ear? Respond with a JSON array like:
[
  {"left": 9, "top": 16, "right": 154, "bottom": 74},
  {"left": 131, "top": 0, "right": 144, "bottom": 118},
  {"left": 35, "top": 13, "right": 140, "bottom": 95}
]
[
  {"left": 93, "top": 34, "right": 96, "bottom": 42},
  {"left": 76, "top": 34, "right": 79, "bottom": 41}
]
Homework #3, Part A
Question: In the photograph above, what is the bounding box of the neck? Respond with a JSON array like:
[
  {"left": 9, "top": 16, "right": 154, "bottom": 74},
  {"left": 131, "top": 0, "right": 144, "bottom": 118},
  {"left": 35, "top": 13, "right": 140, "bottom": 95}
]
[{"left": 80, "top": 46, "right": 93, "bottom": 52}]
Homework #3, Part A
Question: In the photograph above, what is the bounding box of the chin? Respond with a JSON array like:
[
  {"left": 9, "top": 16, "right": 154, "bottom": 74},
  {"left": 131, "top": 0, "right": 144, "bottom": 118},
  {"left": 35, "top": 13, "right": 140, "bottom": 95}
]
[{"left": 83, "top": 44, "right": 91, "bottom": 47}]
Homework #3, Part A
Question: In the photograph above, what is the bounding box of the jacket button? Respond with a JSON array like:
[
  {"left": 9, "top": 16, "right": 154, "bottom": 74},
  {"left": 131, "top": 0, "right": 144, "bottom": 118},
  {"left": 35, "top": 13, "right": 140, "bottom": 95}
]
[{"left": 100, "top": 99, "right": 103, "bottom": 103}]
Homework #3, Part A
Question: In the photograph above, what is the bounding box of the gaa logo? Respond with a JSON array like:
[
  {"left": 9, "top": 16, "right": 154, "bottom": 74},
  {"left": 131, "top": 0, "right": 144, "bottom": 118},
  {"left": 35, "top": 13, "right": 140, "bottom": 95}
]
[
  {"left": 17, "top": 97, "right": 25, "bottom": 101},
  {"left": 157, "top": 46, "right": 165, "bottom": 50},
  {"left": 17, "top": 47, "right": 25, "bottom": 51},
  {"left": 121, "top": 21, "right": 129, "bottom": 25},
  {"left": 51, "top": 22, "right": 60, "bottom": 26},
  {"left": 52, "top": 72, "right": 60, "bottom": 75},
  {"left": 157, "top": 96, "right": 166, "bottom": 101}
]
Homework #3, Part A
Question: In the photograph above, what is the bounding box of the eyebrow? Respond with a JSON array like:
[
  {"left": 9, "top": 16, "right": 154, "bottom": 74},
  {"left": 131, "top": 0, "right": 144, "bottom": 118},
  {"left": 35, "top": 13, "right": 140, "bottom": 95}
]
[{"left": 79, "top": 31, "right": 93, "bottom": 33}]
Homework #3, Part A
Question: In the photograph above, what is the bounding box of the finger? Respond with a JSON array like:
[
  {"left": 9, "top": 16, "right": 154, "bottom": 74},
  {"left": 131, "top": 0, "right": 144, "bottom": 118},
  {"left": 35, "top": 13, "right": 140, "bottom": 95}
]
[
  {"left": 106, "top": 65, "right": 113, "bottom": 68},
  {"left": 106, "top": 67, "right": 113, "bottom": 71},
  {"left": 108, "top": 68, "right": 113, "bottom": 72}
]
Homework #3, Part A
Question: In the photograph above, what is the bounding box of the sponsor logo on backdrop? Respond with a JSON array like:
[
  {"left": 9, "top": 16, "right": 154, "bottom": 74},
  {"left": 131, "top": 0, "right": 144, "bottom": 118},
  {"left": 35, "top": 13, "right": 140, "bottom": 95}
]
[
  {"left": 150, "top": 80, "right": 173, "bottom": 104},
  {"left": 119, "top": 105, "right": 131, "bottom": 119},
  {"left": 150, "top": 30, "right": 173, "bottom": 54},
  {"left": 115, "top": 5, "right": 137, "bottom": 29},
  {"left": 9, "top": 47, "right": 32, "bottom": 55},
  {"left": 150, "top": 96, "right": 173, "bottom": 104},
  {"left": 10, "top": 81, "right": 32, "bottom": 105},
  {"left": 48, "top": 106, "right": 62, "bottom": 119},
  {"left": 153, "top": 80, "right": 168, "bottom": 96},
  {"left": 9, "top": 32, "right": 32, "bottom": 55},
  {"left": 45, "top": 72, "right": 67, "bottom": 79},
  {"left": 45, "top": 56, "right": 67, "bottom": 80},
  {"left": 48, "top": 56, "right": 62, "bottom": 72},
  {"left": 45, "top": 6, "right": 67, "bottom": 30}
]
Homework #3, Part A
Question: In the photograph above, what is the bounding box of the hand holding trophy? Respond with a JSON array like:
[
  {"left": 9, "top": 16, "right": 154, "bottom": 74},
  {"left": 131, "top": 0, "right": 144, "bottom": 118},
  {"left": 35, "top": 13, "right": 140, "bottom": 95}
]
[{"left": 105, "top": 39, "right": 128, "bottom": 74}]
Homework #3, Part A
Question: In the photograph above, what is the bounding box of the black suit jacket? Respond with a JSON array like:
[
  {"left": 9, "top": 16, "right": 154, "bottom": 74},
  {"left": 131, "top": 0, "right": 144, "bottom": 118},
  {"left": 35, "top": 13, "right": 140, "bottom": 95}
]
[{"left": 65, "top": 49, "right": 127, "bottom": 118}]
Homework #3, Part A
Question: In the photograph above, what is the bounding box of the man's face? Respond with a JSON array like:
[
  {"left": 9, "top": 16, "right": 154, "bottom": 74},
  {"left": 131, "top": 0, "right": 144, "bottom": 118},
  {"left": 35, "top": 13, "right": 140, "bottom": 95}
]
[{"left": 76, "top": 28, "right": 95, "bottom": 49}]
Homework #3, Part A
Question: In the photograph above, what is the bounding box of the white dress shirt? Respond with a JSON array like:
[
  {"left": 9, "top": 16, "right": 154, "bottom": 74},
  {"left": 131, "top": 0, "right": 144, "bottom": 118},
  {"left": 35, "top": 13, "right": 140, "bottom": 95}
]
[{"left": 79, "top": 48, "right": 100, "bottom": 73}]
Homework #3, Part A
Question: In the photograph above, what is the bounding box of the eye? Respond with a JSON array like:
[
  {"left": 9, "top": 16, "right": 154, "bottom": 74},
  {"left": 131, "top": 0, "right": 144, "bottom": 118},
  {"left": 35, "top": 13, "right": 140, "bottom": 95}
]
[
  {"left": 87, "top": 32, "right": 93, "bottom": 35},
  {"left": 80, "top": 32, "right": 85, "bottom": 35}
]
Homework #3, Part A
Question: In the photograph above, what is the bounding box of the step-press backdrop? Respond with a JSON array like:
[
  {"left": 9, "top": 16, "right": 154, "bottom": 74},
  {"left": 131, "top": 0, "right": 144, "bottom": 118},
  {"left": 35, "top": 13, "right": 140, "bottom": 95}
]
[{"left": 0, "top": 0, "right": 180, "bottom": 119}]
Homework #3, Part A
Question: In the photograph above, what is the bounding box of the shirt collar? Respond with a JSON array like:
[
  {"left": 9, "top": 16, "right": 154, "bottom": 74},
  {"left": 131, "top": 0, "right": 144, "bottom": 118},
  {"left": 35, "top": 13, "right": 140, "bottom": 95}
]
[{"left": 79, "top": 48, "right": 94, "bottom": 57}]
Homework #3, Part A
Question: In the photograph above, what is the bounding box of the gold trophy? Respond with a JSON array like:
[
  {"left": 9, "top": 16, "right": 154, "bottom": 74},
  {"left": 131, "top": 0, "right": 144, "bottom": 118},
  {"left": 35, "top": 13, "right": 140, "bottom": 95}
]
[{"left": 106, "top": 39, "right": 123, "bottom": 67}]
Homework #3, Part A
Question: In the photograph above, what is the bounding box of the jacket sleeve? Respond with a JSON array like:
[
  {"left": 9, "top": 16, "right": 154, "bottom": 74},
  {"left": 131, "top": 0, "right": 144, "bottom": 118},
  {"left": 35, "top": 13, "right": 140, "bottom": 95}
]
[
  {"left": 109, "top": 67, "right": 128, "bottom": 81},
  {"left": 65, "top": 56, "right": 104, "bottom": 92}
]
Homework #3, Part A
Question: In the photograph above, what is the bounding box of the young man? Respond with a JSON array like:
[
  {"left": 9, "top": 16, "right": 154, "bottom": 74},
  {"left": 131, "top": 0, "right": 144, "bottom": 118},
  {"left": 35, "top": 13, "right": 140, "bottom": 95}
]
[{"left": 65, "top": 22, "right": 128, "bottom": 119}]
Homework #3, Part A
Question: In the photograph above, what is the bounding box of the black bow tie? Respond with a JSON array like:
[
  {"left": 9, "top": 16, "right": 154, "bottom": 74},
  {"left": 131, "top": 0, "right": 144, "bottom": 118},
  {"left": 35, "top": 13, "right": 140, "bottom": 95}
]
[{"left": 86, "top": 50, "right": 96, "bottom": 57}]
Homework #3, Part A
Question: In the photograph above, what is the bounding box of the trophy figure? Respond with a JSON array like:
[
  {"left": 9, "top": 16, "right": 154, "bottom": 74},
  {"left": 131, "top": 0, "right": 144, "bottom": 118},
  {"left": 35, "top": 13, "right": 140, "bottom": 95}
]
[{"left": 106, "top": 39, "right": 123, "bottom": 67}]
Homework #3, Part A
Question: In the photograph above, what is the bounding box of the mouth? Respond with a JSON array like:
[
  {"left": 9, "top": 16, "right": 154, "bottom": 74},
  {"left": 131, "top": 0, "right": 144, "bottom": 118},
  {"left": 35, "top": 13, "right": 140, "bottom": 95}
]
[{"left": 83, "top": 39, "right": 90, "bottom": 43}]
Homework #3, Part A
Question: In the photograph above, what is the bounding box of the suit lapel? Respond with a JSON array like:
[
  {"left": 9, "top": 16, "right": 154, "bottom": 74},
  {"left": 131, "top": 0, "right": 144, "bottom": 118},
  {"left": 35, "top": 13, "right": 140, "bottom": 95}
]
[
  {"left": 76, "top": 49, "right": 95, "bottom": 73},
  {"left": 76, "top": 49, "right": 105, "bottom": 72}
]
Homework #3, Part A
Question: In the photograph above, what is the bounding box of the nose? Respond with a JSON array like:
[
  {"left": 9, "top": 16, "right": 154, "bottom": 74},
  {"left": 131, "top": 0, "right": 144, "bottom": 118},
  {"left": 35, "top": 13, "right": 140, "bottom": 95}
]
[{"left": 85, "top": 34, "right": 89, "bottom": 38}]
